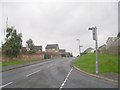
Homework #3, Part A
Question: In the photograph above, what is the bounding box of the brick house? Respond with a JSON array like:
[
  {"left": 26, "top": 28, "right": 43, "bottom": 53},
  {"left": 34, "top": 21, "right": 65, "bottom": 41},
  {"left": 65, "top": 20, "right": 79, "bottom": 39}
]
[
  {"left": 46, "top": 44, "right": 59, "bottom": 52},
  {"left": 59, "top": 49, "right": 66, "bottom": 57},
  {"left": 45, "top": 44, "right": 60, "bottom": 58},
  {"left": 33, "top": 46, "right": 42, "bottom": 53}
]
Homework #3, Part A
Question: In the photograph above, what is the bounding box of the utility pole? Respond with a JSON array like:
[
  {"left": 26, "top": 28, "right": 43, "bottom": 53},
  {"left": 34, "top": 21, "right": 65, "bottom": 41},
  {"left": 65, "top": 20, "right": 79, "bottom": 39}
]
[
  {"left": 88, "top": 26, "right": 98, "bottom": 74},
  {"left": 2, "top": 17, "right": 8, "bottom": 47},
  {"left": 4, "top": 17, "right": 8, "bottom": 35},
  {"left": 76, "top": 39, "right": 83, "bottom": 56}
]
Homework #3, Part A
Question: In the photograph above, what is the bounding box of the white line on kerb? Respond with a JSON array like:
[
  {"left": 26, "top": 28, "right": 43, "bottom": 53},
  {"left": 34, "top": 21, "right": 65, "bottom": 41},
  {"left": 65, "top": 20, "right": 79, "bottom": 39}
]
[
  {"left": 26, "top": 70, "right": 40, "bottom": 77},
  {"left": 59, "top": 67, "right": 73, "bottom": 90},
  {"left": 0, "top": 82, "right": 13, "bottom": 89}
]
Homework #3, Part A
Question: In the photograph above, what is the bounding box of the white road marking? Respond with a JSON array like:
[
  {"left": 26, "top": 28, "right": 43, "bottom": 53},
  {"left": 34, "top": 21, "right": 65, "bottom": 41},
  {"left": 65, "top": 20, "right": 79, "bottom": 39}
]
[
  {"left": 26, "top": 70, "right": 40, "bottom": 77},
  {"left": 59, "top": 67, "right": 73, "bottom": 90},
  {"left": 0, "top": 82, "right": 13, "bottom": 88},
  {"left": 30, "top": 60, "right": 54, "bottom": 67}
]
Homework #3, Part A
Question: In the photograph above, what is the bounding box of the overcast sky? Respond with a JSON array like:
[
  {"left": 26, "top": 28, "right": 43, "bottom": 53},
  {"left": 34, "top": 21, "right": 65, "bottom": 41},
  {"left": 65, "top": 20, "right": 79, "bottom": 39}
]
[{"left": 0, "top": 0, "right": 118, "bottom": 56}]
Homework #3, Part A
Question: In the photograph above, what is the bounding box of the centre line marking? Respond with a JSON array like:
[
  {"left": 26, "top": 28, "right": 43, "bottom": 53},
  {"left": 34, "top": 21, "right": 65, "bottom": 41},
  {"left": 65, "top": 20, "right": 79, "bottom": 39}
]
[
  {"left": 26, "top": 70, "right": 40, "bottom": 77},
  {"left": 0, "top": 82, "right": 13, "bottom": 89},
  {"left": 59, "top": 67, "right": 73, "bottom": 90}
]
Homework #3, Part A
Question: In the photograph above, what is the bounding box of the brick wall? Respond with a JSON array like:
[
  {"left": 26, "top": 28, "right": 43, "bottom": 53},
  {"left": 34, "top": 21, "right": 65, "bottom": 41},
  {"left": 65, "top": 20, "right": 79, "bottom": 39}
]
[{"left": 2, "top": 53, "right": 44, "bottom": 62}]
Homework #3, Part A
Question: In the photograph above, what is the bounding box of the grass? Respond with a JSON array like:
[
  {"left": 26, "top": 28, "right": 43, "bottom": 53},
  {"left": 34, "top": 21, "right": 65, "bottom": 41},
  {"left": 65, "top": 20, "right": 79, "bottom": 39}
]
[
  {"left": 1, "top": 58, "right": 43, "bottom": 67},
  {"left": 74, "top": 53, "right": 119, "bottom": 74}
]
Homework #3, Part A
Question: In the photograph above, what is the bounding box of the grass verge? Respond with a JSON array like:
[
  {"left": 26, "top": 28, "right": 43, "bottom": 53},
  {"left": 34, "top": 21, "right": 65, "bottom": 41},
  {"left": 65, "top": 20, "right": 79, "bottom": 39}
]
[
  {"left": 74, "top": 53, "right": 119, "bottom": 74},
  {"left": 0, "top": 58, "right": 43, "bottom": 67}
]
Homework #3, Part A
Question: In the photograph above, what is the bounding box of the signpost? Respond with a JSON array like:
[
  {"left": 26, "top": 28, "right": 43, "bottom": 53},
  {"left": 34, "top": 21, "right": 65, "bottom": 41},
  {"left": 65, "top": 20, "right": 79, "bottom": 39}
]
[{"left": 88, "top": 26, "right": 98, "bottom": 74}]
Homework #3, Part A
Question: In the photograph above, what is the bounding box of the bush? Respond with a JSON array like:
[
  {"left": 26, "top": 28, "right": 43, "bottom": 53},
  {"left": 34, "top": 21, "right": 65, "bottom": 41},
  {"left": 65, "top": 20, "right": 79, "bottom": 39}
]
[{"left": 28, "top": 50, "right": 36, "bottom": 54}]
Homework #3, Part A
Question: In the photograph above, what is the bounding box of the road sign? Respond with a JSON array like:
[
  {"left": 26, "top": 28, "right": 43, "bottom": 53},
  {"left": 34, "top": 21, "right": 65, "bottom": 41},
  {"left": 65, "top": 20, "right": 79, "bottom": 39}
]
[{"left": 92, "top": 27, "right": 97, "bottom": 40}]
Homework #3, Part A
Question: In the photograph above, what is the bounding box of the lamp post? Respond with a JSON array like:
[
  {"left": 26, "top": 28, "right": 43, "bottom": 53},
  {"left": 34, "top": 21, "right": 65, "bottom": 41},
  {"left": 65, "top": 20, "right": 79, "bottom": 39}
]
[
  {"left": 88, "top": 26, "right": 98, "bottom": 74},
  {"left": 76, "top": 39, "right": 83, "bottom": 56}
]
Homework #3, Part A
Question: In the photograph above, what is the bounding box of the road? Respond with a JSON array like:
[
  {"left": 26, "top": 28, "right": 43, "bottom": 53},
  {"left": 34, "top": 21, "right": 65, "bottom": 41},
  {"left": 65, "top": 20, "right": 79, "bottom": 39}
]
[{"left": 1, "top": 57, "right": 118, "bottom": 89}]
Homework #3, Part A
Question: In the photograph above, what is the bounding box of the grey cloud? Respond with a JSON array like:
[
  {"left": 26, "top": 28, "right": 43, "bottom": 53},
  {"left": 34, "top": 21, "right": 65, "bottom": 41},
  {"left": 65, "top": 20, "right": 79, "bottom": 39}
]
[{"left": 1, "top": 2, "right": 118, "bottom": 56}]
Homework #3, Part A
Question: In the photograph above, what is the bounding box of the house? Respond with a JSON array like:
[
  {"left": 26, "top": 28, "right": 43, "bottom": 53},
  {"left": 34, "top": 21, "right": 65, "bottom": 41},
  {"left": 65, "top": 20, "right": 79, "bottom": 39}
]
[
  {"left": 98, "top": 44, "right": 106, "bottom": 54},
  {"left": 46, "top": 44, "right": 59, "bottom": 52},
  {"left": 59, "top": 49, "right": 66, "bottom": 54},
  {"left": 59, "top": 49, "right": 66, "bottom": 57},
  {"left": 24, "top": 45, "right": 42, "bottom": 54},
  {"left": 84, "top": 47, "right": 94, "bottom": 54},
  {"left": 33, "top": 46, "right": 42, "bottom": 53},
  {"left": 106, "top": 37, "right": 117, "bottom": 49},
  {"left": 45, "top": 44, "right": 61, "bottom": 58},
  {"left": 105, "top": 36, "right": 119, "bottom": 55},
  {"left": 106, "top": 37, "right": 120, "bottom": 55}
]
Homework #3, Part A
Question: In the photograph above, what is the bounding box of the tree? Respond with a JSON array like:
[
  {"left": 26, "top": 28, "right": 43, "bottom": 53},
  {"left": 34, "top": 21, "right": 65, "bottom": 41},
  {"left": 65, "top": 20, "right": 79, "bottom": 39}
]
[
  {"left": 70, "top": 53, "right": 73, "bottom": 57},
  {"left": 26, "top": 38, "right": 36, "bottom": 54},
  {"left": 2, "top": 26, "right": 22, "bottom": 57}
]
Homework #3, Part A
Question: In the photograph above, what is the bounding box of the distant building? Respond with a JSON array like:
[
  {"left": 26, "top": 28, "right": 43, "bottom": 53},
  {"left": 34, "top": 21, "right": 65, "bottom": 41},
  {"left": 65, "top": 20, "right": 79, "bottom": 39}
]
[
  {"left": 84, "top": 47, "right": 94, "bottom": 54},
  {"left": 59, "top": 49, "right": 66, "bottom": 57},
  {"left": 105, "top": 36, "right": 119, "bottom": 55},
  {"left": 33, "top": 46, "right": 42, "bottom": 53},
  {"left": 59, "top": 49, "right": 66, "bottom": 53},
  {"left": 46, "top": 44, "right": 59, "bottom": 52},
  {"left": 106, "top": 37, "right": 117, "bottom": 49},
  {"left": 98, "top": 44, "right": 106, "bottom": 54},
  {"left": 22, "top": 46, "right": 42, "bottom": 54},
  {"left": 45, "top": 44, "right": 60, "bottom": 58}
]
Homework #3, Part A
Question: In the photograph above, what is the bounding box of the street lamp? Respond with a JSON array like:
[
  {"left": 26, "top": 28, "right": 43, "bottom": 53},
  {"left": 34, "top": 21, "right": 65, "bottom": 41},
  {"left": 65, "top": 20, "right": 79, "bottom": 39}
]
[
  {"left": 76, "top": 39, "right": 83, "bottom": 56},
  {"left": 88, "top": 26, "right": 98, "bottom": 74}
]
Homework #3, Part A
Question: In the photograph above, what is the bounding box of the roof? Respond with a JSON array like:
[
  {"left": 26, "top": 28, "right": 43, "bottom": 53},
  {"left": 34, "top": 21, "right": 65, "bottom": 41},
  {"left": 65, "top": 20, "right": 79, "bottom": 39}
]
[
  {"left": 106, "top": 37, "right": 117, "bottom": 44},
  {"left": 46, "top": 44, "right": 59, "bottom": 49},
  {"left": 99, "top": 44, "right": 106, "bottom": 49},
  {"left": 85, "top": 47, "right": 94, "bottom": 51},
  {"left": 84, "top": 47, "right": 94, "bottom": 52}
]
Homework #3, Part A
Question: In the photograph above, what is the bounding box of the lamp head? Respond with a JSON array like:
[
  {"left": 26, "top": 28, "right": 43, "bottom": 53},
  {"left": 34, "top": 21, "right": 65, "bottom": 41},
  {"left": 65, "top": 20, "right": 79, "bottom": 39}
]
[{"left": 88, "top": 27, "right": 94, "bottom": 30}]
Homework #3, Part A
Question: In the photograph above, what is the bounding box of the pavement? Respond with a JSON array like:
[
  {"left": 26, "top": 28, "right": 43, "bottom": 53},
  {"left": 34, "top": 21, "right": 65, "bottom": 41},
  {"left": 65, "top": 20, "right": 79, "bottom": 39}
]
[{"left": 0, "top": 57, "right": 118, "bottom": 89}]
